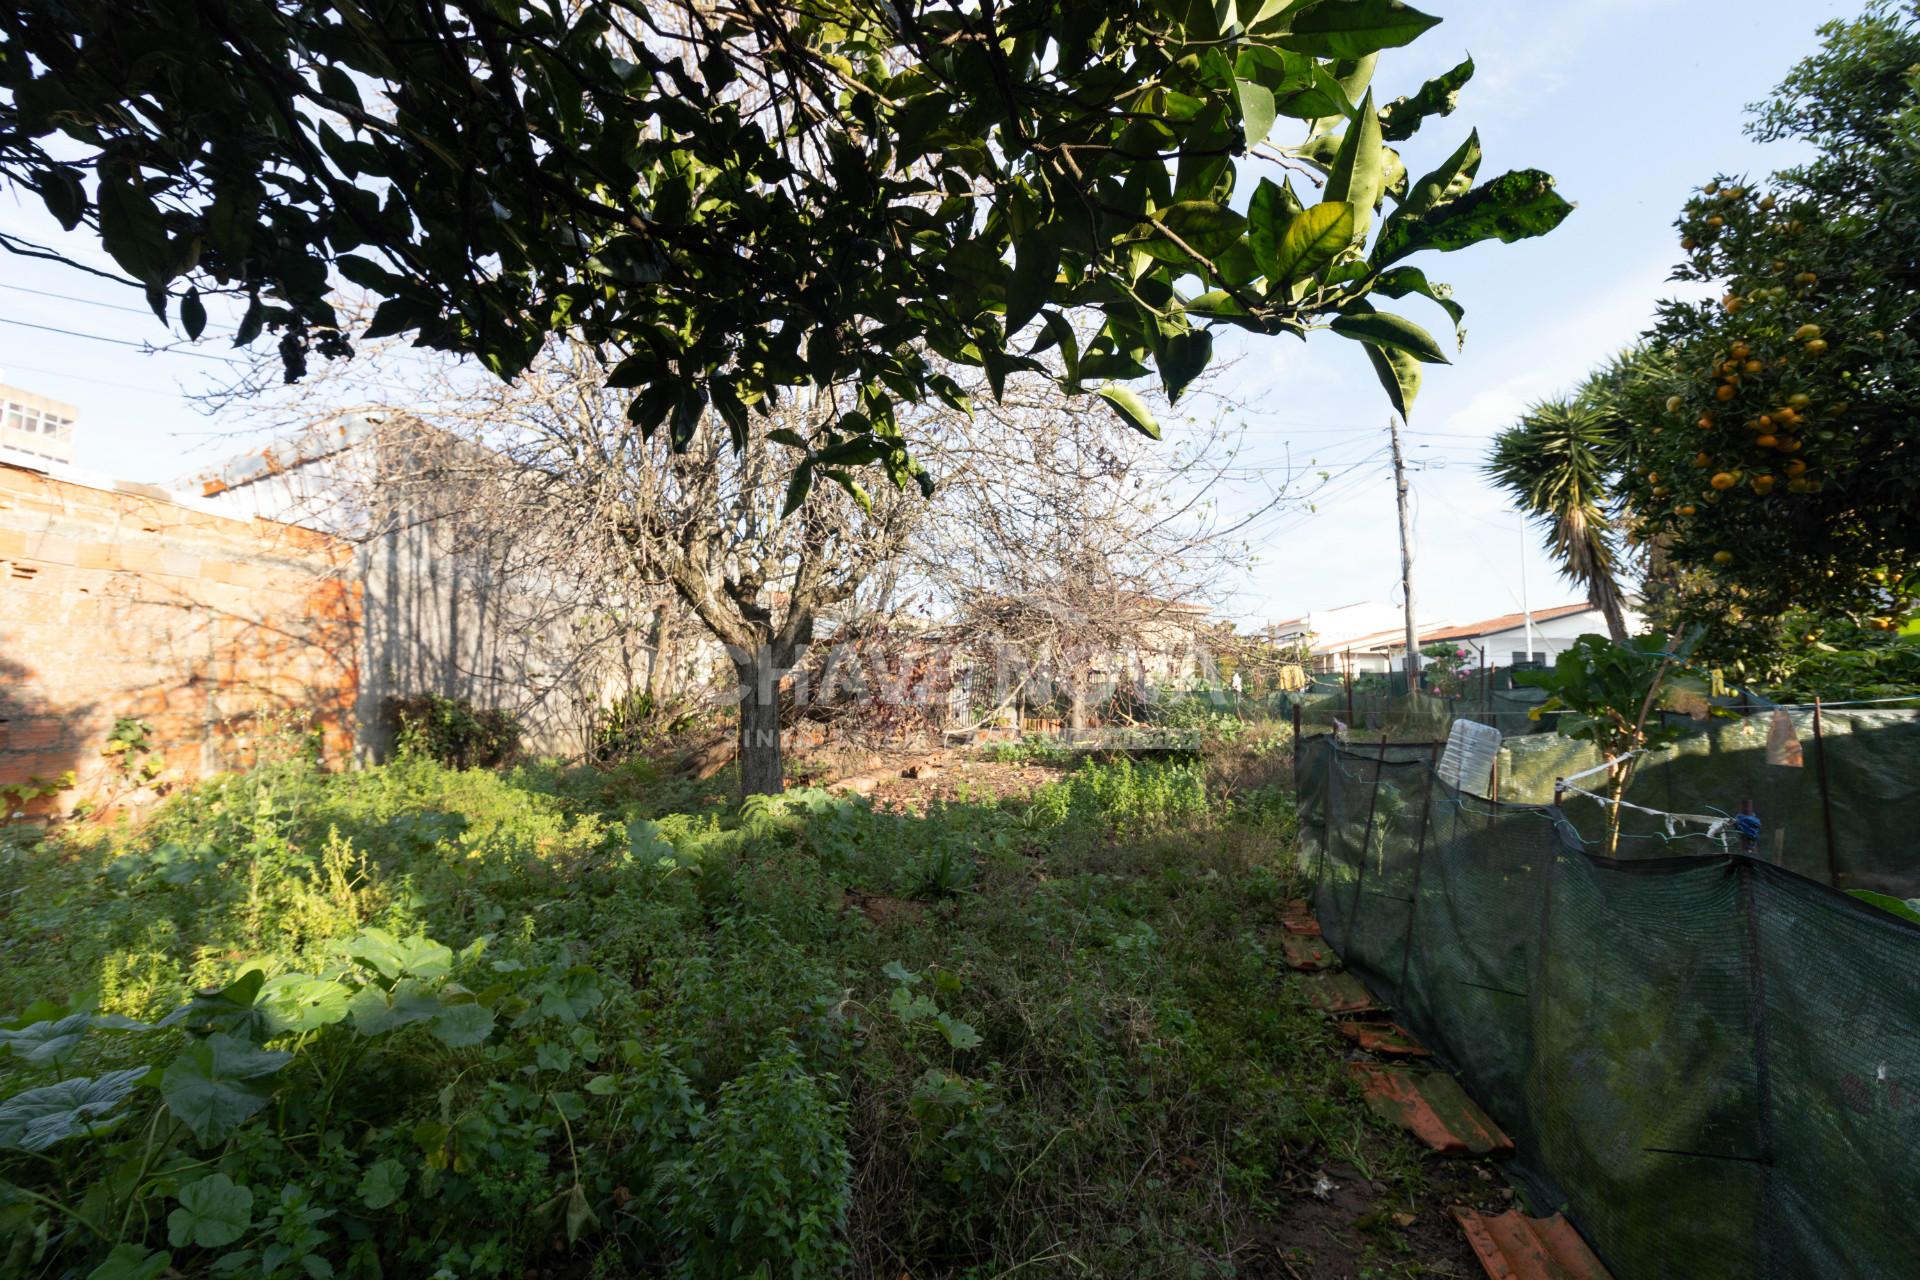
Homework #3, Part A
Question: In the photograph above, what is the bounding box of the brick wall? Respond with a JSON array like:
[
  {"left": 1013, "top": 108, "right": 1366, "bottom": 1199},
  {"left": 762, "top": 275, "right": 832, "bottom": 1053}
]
[{"left": 0, "top": 463, "right": 359, "bottom": 818}]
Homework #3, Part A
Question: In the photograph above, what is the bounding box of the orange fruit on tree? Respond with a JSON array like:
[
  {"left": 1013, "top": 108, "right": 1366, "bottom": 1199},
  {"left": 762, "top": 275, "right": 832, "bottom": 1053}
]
[
  {"left": 1665, "top": 395, "right": 1684, "bottom": 413},
  {"left": 1697, "top": 415, "right": 1715, "bottom": 430},
  {"left": 1785, "top": 460, "right": 1808, "bottom": 477},
  {"left": 1730, "top": 341, "right": 1752, "bottom": 358},
  {"left": 1753, "top": 475, "right": 1776, "bottom": 494},
  {"left": 1795, "top": 272, "right": 1818, "bottom": 286},
  {"left": 1711, "top": 471, "right": 1738, "bottom": 490},
  {"left": 1743, "top": 359, "right": 1765, "bottom": 375},
  {"left": 1714, "top": 550, "right": 1736, "bottom": 565},
  {"left": 1793, "top": 324, "right": 1822, "bottom": 341},
  {"left": 1716, "top": 384, "right": 1737, "bottom": 401},
  {"left": 1678, "top": 504, "right": 1698, "bottom": 517},
  {"left": 1804, "top": 338, "right": 1829, "bottom": 355}
]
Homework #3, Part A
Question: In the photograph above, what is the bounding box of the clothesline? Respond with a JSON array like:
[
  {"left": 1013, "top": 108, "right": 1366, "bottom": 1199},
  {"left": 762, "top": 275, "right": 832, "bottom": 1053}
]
[
  {"left": 1746, "top": 694, "right": 1920, "bottom": 712},
  {"left": 1556, "top": 750, "right": 1645, "bottom": 787},
  {"left": 1558, "top": 780, "right": 1736, "bottom": 842}
]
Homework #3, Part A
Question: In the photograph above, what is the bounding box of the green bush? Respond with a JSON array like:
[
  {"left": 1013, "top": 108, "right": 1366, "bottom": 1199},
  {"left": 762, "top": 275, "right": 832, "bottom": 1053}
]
[{"left": 381, "top": 693, "right": 523, "bottom": 769}]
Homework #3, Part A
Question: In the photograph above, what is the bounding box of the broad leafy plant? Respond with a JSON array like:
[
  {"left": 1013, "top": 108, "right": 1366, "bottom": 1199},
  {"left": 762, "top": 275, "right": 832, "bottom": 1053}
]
[{"left": 1517, "top": 633, "right": 1714, "bottom": 854}]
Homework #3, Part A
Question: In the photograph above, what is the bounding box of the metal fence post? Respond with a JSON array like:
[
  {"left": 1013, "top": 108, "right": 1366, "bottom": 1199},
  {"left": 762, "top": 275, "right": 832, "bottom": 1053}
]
[
  {"left": 1396, "top": 742, "right": 1444, "bottom": 1003},
  {"left": 1811, "top": 698, "right": 1841, "bottom": 885}
]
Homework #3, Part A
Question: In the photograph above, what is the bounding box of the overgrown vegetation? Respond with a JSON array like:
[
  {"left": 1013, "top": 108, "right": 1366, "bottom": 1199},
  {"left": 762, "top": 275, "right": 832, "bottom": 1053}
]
[
  {"left": 381, "top": 694, "right": 523, "bottom": 771},
  {"left": 0, "top": 737, "right": 1453, "bottom": 1278}
]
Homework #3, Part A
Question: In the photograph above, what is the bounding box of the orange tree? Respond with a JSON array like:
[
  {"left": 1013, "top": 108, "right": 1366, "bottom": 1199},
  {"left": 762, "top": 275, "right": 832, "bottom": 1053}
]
[
  {"left": 1619, "top": 2, "right": 1920, "bottom": 654},
  {"left": 0, "top": 0, "right": 1570, "bottom": 503}
]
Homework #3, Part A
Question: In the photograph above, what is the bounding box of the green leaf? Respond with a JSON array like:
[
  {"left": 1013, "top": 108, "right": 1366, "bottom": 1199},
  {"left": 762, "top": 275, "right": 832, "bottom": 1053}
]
[
  {"left": 1148, "top": 201, "right": 1248, "bottom": 260},
  {"left": 1154, "top": 329, "right": 1213, "bottom": 403},
  {"left": 669, "top": 385, "right": 703, "bottom": 452},
  {"left": 1247, "top": 176, "right": 1301, "bottom": 279},
  {"left": 782, "top": 461, "right": 814, "bottom": 518},
  {"left": 346, "top": 929, "right": 452, "bottom": 982},
  {"left": 604, "top": 352, "right": 655, "bottom": 388},
  {"left": 563, "top": 1182, "right": 597, "bottom": 1244},
  {"left": 167, "top": 1173, "right": 253, "bottom": 1249},
  {"left": 86, "top": 1245, "right": 172, "bottom": 1280},
  {"left": 0, "top": 1068, "right": 148, "bottom": 1152},
  {"left": 1270, "top": 201, "right": 1355, "bottom": 283},
  {"left": 1006, "top": 231, "right": 1059, "bottom": 335},
  {"left": 97, "top": 170, "right": 172, "bottom": 286},
  {"left": 1379, "top": 55, "right": 1474, "bottom": 142},
  {"left": 1097, "top": 385, "right": 1161, "bottom": 440},
  {"left": 257, "top": 974, "right": 351, "bottom": 1035},
  {"left": 1282, "top": 0, "right": 1443, "bottom": 58},
  {"left": 358, "top": 1157, "right": 409, "bottom": 1210},
  {"left": 1374, "top": 168, "right": 1573, "bottom": 266},
  {"left": 0, "top": 1012, "right": 145, "bottom": 1064},
  {"left": 709, "top": 374, "right": 749, "bottom": 452},
  {"left": 1849, "top": 890, "right": 1920, "bottom": 927},
  {"left": 627, "top": 382, "right": 677, "bottom": 439},
  {"left": 159, "top": 1033, "right": 290, "bottom": 1144},
  {"left": 39, "top": 168, "right": 86, "bottom": 232},
  {"left": 430, "top": 1001, "right": 495, "bottom": 1048},
  {"left": 348, "top": 978, "right": 443, "bottom": 1037},
  {"left": 1233, "top": 78, "right": 1277, "bottom": 147},
  {"left": 1323, "top": 89, "right": 1384, "bottom": 237},
  {"left": 1329, "top": 309, "right": 1450, "bottom": 363},
  {"left": 1399, "top": 129, "right": 1482, "bottom": 218},
  {"left": 1274, "top": 62, "right": 1356, "bottom": 121},
  {"left": 1373, "top": 266, "right": 1465, "bottom": 343},
  {"left": 1363, "top": 342, "right": 1423, "bottom": 418},
  {"left": 180, "top": 289, "right": 207, "bottom": 341}
]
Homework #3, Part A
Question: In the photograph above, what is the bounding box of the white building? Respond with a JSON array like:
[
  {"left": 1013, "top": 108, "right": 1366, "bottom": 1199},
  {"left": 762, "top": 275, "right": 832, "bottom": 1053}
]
[{"left": 1269, "top": 600, "right": 1645, "bottom": 677}]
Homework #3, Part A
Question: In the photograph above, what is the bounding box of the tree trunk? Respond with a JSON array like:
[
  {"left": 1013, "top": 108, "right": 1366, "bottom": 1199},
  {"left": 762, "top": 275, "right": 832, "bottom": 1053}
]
[
  {"left": 1068, "top": 668, "right": 1089, "bottom": 737},
  {"left": 646, "top": 605, "right": 674, "bottom": 705},
  {"left": 1592, "top": 584, "right": 1631, "bottom": 645},
  {"left": 733, "top": 651, "right": 785, "bottom": 796}
]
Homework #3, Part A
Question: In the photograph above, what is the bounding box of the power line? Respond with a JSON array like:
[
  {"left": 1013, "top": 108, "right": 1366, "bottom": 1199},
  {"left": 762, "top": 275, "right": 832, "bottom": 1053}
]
[
  {"left": 0, "top": 282, "right": 242, "bottom": 338},
  {"left": 0, "top": 360, "right": 182, "bottom": 396},
  {"left": 0, "top": 315, "right": 250, "bottom": 365}
]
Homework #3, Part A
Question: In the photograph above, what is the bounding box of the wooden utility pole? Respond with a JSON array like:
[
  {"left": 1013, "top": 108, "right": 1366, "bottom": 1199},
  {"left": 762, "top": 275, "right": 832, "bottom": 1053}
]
[{"left": 1389, "top": 418, "right": 1420, "bottom": 695}]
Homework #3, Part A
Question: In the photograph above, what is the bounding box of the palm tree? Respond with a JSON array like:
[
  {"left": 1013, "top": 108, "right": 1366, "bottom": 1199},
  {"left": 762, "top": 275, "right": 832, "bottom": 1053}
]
[{"left": 1486, "top": 400, "right": 1633, "bottom": 644}]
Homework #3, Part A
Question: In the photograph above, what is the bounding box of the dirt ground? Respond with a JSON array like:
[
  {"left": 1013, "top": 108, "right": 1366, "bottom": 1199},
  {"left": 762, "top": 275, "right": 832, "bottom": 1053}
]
[{"left": 789, "top": 744, "right": 1071, "bottom": 810}]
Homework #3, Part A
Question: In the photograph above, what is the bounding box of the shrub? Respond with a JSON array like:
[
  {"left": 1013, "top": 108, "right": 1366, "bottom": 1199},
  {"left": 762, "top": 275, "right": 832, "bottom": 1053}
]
[{"left": 382, "top": 693, "right": 522, "bottom": 769}]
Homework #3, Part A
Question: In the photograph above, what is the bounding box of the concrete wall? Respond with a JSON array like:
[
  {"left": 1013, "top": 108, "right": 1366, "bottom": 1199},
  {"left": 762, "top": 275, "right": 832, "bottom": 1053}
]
[
  {"left": 0, "top": 463, "right": 357, "bottom": 818},
  {"left": 188, "top": 425, "right": 722, "bottom": 760}
]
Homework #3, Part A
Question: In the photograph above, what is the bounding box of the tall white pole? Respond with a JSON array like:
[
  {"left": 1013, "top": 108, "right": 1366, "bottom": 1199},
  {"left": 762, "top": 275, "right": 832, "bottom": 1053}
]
[
  {"left": 1390, "top": 419, "right": 1420, "bottom": 692},
  {"left": 1519, "top": 512, "right": 1536, "bottom": 661}
]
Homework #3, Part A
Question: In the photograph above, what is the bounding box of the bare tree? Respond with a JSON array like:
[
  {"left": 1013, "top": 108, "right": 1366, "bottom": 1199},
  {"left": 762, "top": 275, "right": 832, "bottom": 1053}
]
[{"left": 216, "top": 320, "right": 1305, "bottom": 791}]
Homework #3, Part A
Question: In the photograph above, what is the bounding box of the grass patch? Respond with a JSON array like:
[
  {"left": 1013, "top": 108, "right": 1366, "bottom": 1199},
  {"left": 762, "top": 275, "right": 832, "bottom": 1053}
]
[{"left": 0, "top": 749, "right": 1459, "bottom": 1279}]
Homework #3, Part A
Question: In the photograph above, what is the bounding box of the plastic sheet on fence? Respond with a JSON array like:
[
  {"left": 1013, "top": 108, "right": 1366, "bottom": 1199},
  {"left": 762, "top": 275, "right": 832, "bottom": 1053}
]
[{"left": 1296, "top": 733, "right": 1920, "bottom": 1280}]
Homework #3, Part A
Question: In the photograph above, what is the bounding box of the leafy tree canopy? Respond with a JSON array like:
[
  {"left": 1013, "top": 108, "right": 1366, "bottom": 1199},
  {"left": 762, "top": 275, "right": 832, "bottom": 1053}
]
[
  {"left": 0, "top": 0, "right": 1569, "bottom": 503},
  {"left": 1621, "top": 1, "right": 1920, "bottom": 640}
]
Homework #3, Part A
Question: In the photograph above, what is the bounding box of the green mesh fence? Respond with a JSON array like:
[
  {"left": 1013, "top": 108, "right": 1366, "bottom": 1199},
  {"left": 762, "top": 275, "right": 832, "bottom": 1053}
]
[
  {"left": 1289, "top": 683, "right": 1555, "bottom": 743},
  {"left": 1295, "top": 733, "right": 1920, "bottom": 1280},
  {"left": 1498, "top": 708, "right": 1920, "bottom": 896}
]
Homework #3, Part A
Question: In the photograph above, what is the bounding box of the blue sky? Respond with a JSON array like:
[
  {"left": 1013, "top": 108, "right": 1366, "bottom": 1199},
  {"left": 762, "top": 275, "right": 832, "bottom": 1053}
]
[{"left": 0, "top": 0, "right": 1860, "bottom": 629}]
